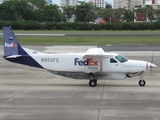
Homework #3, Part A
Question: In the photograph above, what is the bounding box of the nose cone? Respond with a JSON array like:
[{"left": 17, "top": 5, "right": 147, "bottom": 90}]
[{"left": 149, "top": 63, "right": 157, "bottom": 68}]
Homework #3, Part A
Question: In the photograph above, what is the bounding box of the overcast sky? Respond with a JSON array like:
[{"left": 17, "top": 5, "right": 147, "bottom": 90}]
[{"left": 52, "top": 0, "right": 113, "bottom": 6}]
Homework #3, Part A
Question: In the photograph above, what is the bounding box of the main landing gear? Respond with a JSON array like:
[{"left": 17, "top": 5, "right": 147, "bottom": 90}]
[
  {"left": 139, "top": 72, "right": 146, "bottom": 86},
  {"left": 89, "top": 73, "right": 97, "bottom": 87},
  {"left": 89, "top": 79, "right": 97, "bottom": 87}
]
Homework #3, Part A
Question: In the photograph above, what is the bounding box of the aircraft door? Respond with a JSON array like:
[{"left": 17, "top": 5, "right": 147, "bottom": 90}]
[{"left": 108, "top": 58, "right": 123, "bottom": 72}]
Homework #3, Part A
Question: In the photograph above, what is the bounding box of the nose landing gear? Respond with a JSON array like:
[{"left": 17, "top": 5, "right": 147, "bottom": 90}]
[{"left": 139, "top": 72, "right": 146, "bottom": 86}]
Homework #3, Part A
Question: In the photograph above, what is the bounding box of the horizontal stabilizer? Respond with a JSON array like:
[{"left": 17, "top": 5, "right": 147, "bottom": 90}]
[{"left": 5, "top": 55, "right": 22, "bottom": 58}]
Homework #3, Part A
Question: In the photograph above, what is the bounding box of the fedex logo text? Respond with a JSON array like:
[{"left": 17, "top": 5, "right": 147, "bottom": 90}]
[
  {"left": 5, "top": 43, "right": 17, "bottom": 47},
  {"left": 74, "top": 58, "right": 98, "bottom": 66}
]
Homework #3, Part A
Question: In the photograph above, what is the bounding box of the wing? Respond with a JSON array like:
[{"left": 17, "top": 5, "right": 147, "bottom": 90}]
[
  {"left": 83, "top": 48, "right": 113, "bottom": 73},
  {"left": 83, "top": 48, "right": 112, "bottom": 58}
]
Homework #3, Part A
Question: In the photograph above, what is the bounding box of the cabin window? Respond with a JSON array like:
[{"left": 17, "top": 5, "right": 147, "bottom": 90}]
[
  {"left": 115, "top": 55, "right": 128, "bottom": 63},
  {"left": 110, "top": 58, "right": 117, "bottom": 63}
]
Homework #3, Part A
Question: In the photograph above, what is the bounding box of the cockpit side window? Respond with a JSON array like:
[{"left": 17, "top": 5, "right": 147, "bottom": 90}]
[
  {"left": 110, "top": 58, "right": 117, "bottom": 63},
  {"left": 115, "top": 55, "right": 128, "bottom": 63}
]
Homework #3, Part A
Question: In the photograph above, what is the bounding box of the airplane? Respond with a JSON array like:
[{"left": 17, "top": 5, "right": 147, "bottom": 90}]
[{"left": 3, "top": 27, "right": 157, "bottom": 87}]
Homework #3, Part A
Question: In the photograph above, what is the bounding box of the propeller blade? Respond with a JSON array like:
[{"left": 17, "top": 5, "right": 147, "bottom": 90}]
[
  {"left": 149, "top": 63, "right": 157, "bottom": 76},
  {"left": 151, "top": 52, "right": 153, "bottom": 63},
  {"left": 150, "top": 66, "right": 152, "bottom": 76},
  {"left": 150, "top": 52, "right": 156, "bottom": 76}
]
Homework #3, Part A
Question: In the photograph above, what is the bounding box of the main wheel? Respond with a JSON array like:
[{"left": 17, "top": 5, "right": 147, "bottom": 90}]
[
  {"left": 89, "top": 80, "right": 97, "bottom": 87},
  {"left": 139, "top": 80, "right": 146, "bottom": 86}
]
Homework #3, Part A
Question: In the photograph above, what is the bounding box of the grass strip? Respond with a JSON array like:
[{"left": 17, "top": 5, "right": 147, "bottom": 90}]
[{"left": 0, "top": 36, "right": 159, "bottom": 45}]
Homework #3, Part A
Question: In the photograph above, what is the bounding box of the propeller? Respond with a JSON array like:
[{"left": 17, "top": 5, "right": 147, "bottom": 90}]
[
  {"left": 150, "top": 52, "right": 153, "bottom": 75},
  {"left": 149, "top": 52, "right": 157, "bottom": 75}
]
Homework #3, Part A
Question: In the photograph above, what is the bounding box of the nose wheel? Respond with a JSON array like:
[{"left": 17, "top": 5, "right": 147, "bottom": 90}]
[{"left": 139, "top": 80, "right": 146, "bottom": 86}]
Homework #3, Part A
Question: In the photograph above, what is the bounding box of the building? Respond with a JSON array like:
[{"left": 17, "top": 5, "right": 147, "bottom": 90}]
[
  {"left": 134, "top": 0, "right": 160, "bottom": 22},
  {"left": 114, "top": 0, "right": 141, "bottom": 10},
  {"left": 89, "top": 0, "right": 105, "bottom": 8},
  {"left": 114, "top": 0, "right": 160, "bottom": 10},
  {"left": 144, "top": 0, "right": 160, "bottom": 4},
  {"left": 60, "top": 0, "right": 105, "bottom": 8},
  {"left": 60, "top": 0, "right": 78, "bottom": 6}
]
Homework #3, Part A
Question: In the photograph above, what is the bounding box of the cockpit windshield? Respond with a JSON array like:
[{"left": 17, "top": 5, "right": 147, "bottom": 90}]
[{"left": 115, "top": 55, "right": 128, "bottom": 63}]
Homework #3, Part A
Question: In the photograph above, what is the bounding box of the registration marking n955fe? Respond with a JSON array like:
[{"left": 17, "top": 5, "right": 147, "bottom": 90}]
[{"left": 41, "top": 58, "right": 59, "bottom": 63}]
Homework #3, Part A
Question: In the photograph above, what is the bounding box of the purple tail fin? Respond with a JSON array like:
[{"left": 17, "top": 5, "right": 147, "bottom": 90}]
[
  {"left": 3, "top": 27, "right": 26, "bottom": 57},
  {"left": 3, "top": 27, "right": 43, "bottom": 68}
]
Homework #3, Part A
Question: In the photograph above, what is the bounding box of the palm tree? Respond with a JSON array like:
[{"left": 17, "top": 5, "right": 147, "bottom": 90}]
[
  {"left": 155, "top": 5, "right": 160, "bottom": 22},
  {"left": 113, "top": 8, "right": 124, "bottom": 22},
  {"left": 62, "top": 6, "right": 75, "bottom": 22},
  {"left": 98, "top": 8, "right": 114, "bottom": 23},
  {"left": 146, "top": 5, "right": 156, "bottom": 22},
  {"left": 121, "top": 9, "right": 135, "bottom": 23}
]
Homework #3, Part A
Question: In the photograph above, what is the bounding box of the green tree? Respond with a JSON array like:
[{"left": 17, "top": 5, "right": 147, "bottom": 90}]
[
  {"left": 146, "top": 5, "right": 156, "bottom": 22},
  {"left": 121, "top": 9, "right": 135, "bottom": 23},
  {"left": 98, "top": 8, "right": 124, "bottom": 23},
  {"left": 112, "top": 8, "right": 124, "bottom": 22},
  {"left": 0, "top": 0, "right": 32, "bottom": 21},
  {"left": 114, "top": 8, "right": 124, "bottom": 18},
  {"left": 75, "top": 2, "right": 97, "bottom": 22},
  {"left": 28, "top": 0, "right": 46, "bottom": 10},
  {"left": 98, "top": 8, "right": 113, "bottom": 23},
  {"left": 156, "top": 9, "right": 160, "bottom": 22},
  {"left": 105, "top": 2, "right": 112, "bottom": 9},
  {"left": 62, "top": 6, "right": 75, "bottom": 21},
  {"left": 27, "top": 0, "right": 47, "bottom": 21},
  {"left": 42, "top": 4, "right": 64, "bottom": 22}
]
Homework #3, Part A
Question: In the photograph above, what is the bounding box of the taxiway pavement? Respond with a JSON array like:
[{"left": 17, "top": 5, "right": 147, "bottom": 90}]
[{"left": 0, "top": 45, "right": 160, "bottom": 120}]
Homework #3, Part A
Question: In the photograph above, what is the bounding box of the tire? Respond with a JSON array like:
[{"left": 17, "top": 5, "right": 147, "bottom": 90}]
[
  {"left": 89, "top": 80, "right": 97, "bottom": 87},
  {"left": 139, "top": 80, "right": 146, "bottom": 86}
]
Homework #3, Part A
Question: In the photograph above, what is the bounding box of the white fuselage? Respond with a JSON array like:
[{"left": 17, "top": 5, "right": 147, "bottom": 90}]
[
  {"left": 22, "top": 47, "right": 153, "bottom": 80},
  {"left": 30, "top": 54, "right": 148, "bottom": 73}
]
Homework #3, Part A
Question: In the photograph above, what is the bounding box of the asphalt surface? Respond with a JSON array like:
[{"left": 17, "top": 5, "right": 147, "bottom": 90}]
[
  {"left": 65, "top": 33, "right": 160, "bottom": 37},
  {"left": 0, "top": 45, "right": 160, "bottom": 120}
]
